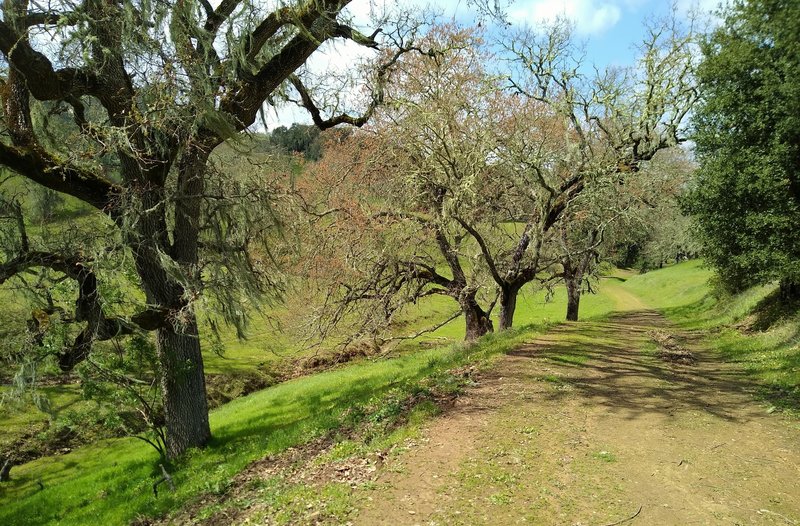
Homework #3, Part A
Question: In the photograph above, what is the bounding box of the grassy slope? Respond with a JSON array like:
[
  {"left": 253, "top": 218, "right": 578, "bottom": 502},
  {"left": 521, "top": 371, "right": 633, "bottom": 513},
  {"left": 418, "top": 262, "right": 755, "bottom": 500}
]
[
  {"left": 623, "top": 260, "right": 800, "bottom": 413},
  {"left": 0, "top": 280, "right": 616, "bottom": 525},
  {"left": 1, "top": 280, "right": 607, "bottom": 440},
  {"left": 6, "top": 261, "right": 796, "bottom": 525}
]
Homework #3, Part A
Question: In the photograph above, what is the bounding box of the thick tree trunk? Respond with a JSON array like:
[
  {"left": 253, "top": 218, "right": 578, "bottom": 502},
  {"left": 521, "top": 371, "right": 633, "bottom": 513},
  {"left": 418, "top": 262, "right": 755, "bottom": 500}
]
[
  {"left": 498, "top": 285, "right": 520, "bottom": 330},
  {"left": 157, "top": 317, "right": 211, "bottom": 459},
  {"left": 462, "top": 295, "right": 493, "bottom": 341},
  {"left": 131, "top": 148, "right": 213, "bottom": 458},
  {"left": 565, "top": 275, "right": 582, "bottom": 322}
]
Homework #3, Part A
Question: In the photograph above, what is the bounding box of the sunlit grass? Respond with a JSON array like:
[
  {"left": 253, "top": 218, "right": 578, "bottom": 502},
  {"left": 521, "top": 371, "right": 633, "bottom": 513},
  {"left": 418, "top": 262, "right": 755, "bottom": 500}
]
[
  {"left": 0, "top": 276, "right": 622, "bottom": 525},
  {"left": 10, "top": 259, "right": 795, "bottom": 526},
  {"left": 0, "top": 328, "right": 532, "bottom": 525},
  {"left": 623, "top": 260, "right": 800, "bottom": 414}
]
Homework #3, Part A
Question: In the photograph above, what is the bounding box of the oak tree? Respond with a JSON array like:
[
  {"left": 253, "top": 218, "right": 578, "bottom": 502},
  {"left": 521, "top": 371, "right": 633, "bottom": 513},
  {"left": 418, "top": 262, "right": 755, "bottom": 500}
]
[
  {"left": 687, "top": 0, "right": 800, "bottom": 297},
  {"left": 0, "top": 0, "right": 422, "bottom": 457}
]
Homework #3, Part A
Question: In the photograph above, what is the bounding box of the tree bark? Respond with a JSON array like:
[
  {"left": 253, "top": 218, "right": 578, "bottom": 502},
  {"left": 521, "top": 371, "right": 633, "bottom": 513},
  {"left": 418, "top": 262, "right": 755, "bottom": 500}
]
[
  {"left": 157, "top": 318, "right": 211, "bottom": 459},
  {"left": 462, "top": 293, "right": 493, "bottom": 341},
  {"left": 779, "top": 279, "right": 800, "bottom": 301},
  {"left": 565, "top": 274, "right": 582, "bottom": 322},
  {"left": 131, "top": 153, "right": 212, "bottom": 458},
  {"left": 498, "top": 284, "right": 521, "bottom": 330}
]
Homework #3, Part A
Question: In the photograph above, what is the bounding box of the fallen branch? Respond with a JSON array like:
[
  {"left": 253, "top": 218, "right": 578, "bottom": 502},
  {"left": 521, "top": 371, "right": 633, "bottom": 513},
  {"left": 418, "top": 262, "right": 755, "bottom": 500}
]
[
  {"left": 152, "top": 464, "right": 176, "bottom": 497},
  {"left": 379, "top": 310, "right": 463, "bottom": 346},
  {"left": 0, "top": 458, "right": 11, "bottom": 482},
  {"left": 649, "top": 330, "right": 695, "bottom": 365},
  {"left": 599, "top": 505, "right": 643, "bottom": 526}
]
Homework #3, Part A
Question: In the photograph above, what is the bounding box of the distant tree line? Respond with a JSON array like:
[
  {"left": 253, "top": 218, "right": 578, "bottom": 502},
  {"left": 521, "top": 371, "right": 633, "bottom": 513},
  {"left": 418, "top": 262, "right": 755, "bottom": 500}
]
[{"left": 269, "top": 123, "right": 323, "bottom": 161}]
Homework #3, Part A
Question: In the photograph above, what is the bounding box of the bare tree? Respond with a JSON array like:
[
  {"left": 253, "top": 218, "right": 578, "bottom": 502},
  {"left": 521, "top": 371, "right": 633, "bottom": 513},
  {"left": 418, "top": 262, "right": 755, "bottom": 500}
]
[
  {"left": 474, "top": 14, "right": 698, "bottom": 329},
  {"left": 301, "top": 27, "right": 502, "bottom": 343},
  {"left": 554, "top": 147, "right": 696, "bottom": 320}
]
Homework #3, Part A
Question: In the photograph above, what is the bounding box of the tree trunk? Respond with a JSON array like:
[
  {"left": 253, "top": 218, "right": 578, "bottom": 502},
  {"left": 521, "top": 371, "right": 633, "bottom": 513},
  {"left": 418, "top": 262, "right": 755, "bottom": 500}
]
[
  {"left": 565, "top": 275, "right": 582, "bottom": 322},
  {"left": 132, "top": 240, "right": 213, "bottom": 459},
  {"left": 498, "top": 285, "right": 520, "bottom": 330},
  {"left": 131, "top": 149, "right": 213, "bottom": 459},
  {"left": 157, "top": 317, "right": 211, "bottom": 459},
  {"left": 462, "top": 294, "right": 493, "bottom": 341},
  {"left": 779, "top": 279, "right": 800, "bottom": 301}
]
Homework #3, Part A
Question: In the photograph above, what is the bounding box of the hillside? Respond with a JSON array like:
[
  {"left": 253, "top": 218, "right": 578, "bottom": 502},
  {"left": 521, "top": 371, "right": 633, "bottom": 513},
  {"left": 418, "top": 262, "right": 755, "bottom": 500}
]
[{"left": 2, "top": 261, "right": 798, "bottom": 525}]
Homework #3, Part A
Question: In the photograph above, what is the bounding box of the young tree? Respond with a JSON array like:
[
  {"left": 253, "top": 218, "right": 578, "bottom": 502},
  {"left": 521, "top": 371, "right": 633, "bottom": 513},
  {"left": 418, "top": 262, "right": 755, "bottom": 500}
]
[
  {"left": 553, "top": 148, "right": 695, "bottom": 320},
  {"left": 0, "top": 0, "right": 423, "bottom": 458},
  {"left": 687, "top": 0, "right": 800, "bottom": 298}
]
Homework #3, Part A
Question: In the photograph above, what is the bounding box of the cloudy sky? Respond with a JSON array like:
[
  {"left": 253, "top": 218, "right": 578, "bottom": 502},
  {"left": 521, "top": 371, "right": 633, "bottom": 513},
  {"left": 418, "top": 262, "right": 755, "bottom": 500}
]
[{"left": 264, "top": 0, "right": 722, "bottom": 129}]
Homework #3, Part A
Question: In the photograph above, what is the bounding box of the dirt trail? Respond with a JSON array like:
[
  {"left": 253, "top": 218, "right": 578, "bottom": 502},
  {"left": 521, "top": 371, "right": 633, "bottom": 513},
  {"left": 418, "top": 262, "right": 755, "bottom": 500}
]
[{"left": 351, "top": 303, "right": 800, "bottom": 524}]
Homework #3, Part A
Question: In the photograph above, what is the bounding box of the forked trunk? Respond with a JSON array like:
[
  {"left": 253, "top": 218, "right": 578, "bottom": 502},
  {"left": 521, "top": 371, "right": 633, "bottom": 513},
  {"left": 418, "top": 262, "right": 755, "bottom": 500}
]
[
  {"left": 132, "top": 147, "right": 213, "bottom": 459},
  {"left": 157, "top": 317, "right": 211, "bottom": 459}
]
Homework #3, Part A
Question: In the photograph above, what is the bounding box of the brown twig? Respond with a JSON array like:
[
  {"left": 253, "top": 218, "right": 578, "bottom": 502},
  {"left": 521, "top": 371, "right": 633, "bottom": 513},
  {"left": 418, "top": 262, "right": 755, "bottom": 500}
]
[
  {"left": 599, "top": 505, "right": 643, "bottom": 526},
  {"left": 152, "top": 464, "right": 176, "bottom": 497}
]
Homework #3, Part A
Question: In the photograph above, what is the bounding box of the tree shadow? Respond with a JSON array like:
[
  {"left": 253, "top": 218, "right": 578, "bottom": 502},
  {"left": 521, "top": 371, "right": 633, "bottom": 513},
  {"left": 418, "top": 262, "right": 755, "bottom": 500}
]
[
  {"left": 501, "top": 311, "right": 765, "bottom": 422},
  {"left": 747, "top": 289, "right": 800, "bottom": 331}
]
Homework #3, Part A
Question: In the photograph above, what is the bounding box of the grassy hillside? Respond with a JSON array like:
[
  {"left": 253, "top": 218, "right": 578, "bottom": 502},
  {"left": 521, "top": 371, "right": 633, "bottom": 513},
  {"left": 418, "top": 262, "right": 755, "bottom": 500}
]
[
  {"left": 3, "top": 261, "right": 798, "bottom": 525},
  {"left": 623, "top": 260, "right": 800, "bottom": 414},
  {"left": 0, "top": 280, "right": 607, "bottom": 452},
  {"left": 0, "top": 278, "right": 617, "bottom": 525}
]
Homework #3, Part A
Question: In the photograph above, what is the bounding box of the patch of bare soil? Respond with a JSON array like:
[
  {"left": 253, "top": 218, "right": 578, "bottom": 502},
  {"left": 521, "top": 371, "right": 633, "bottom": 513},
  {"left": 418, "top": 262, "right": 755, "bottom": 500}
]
[
  {"left": 649, "top": 329, "right": 696, "bottom": 365},
  {"left": 156, "top": 436, "right": 387, "bottom": 526},
  {"left": 159, "top": 367, "right": 476, "bottom": 526},
  {"left": 350, "top": 310, "right": 800, "bottom": 525}
]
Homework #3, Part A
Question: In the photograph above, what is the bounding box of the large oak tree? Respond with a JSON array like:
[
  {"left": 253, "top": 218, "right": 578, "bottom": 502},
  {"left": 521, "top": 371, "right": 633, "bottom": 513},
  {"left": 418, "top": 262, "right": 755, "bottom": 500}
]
[{"left": 0, "top": 0, "right": 421, "bottom": 457}]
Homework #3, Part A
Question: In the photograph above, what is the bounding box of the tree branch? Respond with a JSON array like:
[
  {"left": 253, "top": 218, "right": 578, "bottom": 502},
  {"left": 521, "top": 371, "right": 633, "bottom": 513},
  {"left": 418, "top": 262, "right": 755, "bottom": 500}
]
[
  {"left": 454, "top": 216, "right": 503, "bottom": 286},
  {"left": 0, "top": 20, "right": 99, "bottom": 100},
  {"left": 0, "top": 142, "right": 117, "bottom": 211}
]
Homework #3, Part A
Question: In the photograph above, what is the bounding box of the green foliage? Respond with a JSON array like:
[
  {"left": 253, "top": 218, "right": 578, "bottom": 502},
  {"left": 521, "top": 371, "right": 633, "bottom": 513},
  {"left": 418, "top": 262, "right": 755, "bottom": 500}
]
[
  {"left": 77, "top": 335, "right": 167, "bottom": 458},
  {"left": 688, "top": 0, "right": 800, "bottom": 291},
  {"left": 269, "top": 123, "right": 323, "bottom": 161}
]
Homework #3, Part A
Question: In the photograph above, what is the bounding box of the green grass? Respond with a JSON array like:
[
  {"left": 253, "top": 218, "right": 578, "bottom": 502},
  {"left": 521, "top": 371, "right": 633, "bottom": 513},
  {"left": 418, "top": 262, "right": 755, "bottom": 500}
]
[
  {"left": 406, "top": 281, "right": 618, "bottom": 345},
  {"left": 622, "top": 260, "right": 800, "bottom": 414},
  {"left": 0, "top": 325, "right": 538, "bottom": 524},
  {"left": 4, "top": 260, "right": 792, "bottom": 526},
  {"left": 0, "top": 386, "right": 97, "bottom": 452},
  {"left": 0, "top": 277, "right": 621, "bottom": 525},
  {"left": 621, "top": 259, "right": 714, "bottom": 312},
  {"left": 0, "top": 262, "right": 616, "bottom": 463}
]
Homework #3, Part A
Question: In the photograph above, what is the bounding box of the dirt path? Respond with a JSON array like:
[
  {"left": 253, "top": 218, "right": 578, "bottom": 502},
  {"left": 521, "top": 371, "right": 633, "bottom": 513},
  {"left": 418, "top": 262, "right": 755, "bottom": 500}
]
[{"left": 350, "top": 304, "right": 800, "bottom": 525}]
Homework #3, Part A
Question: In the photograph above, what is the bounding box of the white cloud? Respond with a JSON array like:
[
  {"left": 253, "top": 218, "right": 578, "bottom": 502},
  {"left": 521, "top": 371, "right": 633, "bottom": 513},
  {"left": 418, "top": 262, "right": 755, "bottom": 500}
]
[
  {"left": 509, "top": 0, "right": 623, "bottom": 35},
  {"left": 675, "top": 0, "right": 726, "bottom": 17}
]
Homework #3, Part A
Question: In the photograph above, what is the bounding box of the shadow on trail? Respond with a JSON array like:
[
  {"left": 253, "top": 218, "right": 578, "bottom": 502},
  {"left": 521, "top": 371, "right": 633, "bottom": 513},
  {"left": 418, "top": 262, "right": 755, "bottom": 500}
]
[{"left": 503, "top": 310, "right": 763, "bottom": 422}]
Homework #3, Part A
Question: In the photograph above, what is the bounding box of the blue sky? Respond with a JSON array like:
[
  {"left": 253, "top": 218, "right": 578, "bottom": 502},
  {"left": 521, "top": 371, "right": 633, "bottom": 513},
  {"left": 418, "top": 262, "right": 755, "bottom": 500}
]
[
  {"left": 451, "top": 0, "right": 719, "bottom": 67},
  {"left": 266, "top": 0, "right": 721, "bottom": 128}
]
